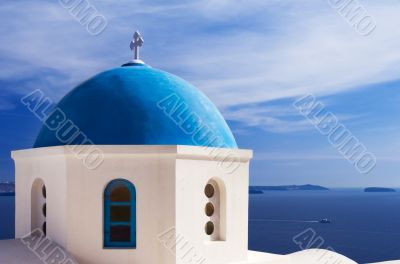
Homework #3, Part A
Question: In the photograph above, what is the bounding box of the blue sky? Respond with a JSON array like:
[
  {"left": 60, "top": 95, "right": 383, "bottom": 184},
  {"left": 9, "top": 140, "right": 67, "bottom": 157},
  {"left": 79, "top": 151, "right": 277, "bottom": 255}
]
[{"left": 0, "top": 0, "right": 399, "bottom": 187}]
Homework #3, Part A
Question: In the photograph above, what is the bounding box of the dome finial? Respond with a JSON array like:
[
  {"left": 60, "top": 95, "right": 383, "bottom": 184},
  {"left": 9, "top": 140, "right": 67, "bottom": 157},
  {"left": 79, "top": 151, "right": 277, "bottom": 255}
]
[{"left": 129, "top": 31, "right": 144, "bottom": 64}]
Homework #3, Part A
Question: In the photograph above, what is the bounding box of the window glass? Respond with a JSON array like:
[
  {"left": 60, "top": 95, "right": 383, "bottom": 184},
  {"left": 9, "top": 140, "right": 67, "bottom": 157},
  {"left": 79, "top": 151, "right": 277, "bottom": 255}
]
[
  {"left": 110, "top": 186, "right": 130, "bottom": 202},
  {"left": 110, "top": 205, "right": 130, "bottom": 222},
  {"left": 42, "top": 222, "right": 47, "bottom": 236},
  {"left": 110, "top": 225, "right": 131, "bottom": 242},
  {"left": 205, "top": 184, "right": 214, "bottom": 198},
  {"left": 205, "top": 221, "right": 214, "bottom": 235}
]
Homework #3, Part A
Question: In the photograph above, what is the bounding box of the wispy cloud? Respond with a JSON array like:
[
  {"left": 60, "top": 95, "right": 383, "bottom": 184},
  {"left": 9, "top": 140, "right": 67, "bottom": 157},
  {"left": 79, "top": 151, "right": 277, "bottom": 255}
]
[
  {"left": 225, "top": 104, "right": 313, "bottom": 133},
  {"left": 0, "top": 98, "right": 16, "bottom": 111},
  {"left": 1, "top": 0, "right": 400, "bottom": 130},
  {"left": 254, "top": 152, "right": 345, "bottom": 161},
  {"left": 225, "top": 102, "right": 359, "bottom": 133},
  {"left": 177, "top": 1, "right": 400, "bottom": 106},
  {"left": 0, "top": 0, "right": 399, "bottom": 185},
  {"left": 254, "top": 152, "right": 400, "bottom": 162}
]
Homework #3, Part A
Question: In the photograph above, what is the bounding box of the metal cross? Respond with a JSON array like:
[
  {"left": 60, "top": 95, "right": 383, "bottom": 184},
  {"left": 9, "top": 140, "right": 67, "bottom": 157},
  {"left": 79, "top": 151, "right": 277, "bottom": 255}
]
[{"left": 130, "top": 31, "right": 144, "bottom": 60}]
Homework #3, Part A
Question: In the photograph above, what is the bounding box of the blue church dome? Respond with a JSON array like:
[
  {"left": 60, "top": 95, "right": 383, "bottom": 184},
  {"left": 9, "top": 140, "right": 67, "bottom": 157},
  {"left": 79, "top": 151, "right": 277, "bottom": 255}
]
[{"left": 34, "top": 63, "right": 237, "bottom": 148}]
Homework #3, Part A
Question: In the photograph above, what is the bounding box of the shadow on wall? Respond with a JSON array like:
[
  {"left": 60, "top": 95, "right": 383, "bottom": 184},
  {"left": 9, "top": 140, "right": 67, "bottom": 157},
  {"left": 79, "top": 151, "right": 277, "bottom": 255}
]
[{"left": 31, "top": 178, "right": 46, "bottom": 235}]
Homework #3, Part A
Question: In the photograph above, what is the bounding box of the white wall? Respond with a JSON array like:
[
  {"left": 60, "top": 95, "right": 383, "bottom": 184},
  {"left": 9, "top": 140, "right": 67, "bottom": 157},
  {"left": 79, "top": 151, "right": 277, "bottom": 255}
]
[
  {"left": 13, "top": 148, "right": 68, "bottom": 246},
  {"left": 175, "top": 146, "right": 252, "bottom": 264},
  {"left": 65, "top": 146, "right": 177, "bottom": 264},
  {"left": 12, "top": 145, "right": 252, "bottom": 264}
]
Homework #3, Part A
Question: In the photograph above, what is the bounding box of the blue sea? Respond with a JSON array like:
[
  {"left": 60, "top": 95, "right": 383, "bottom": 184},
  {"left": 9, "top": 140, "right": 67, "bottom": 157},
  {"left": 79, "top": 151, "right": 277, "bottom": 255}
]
[
  {"left": 1, "top": 190, "right": 400, "bottom": 263},
  {"left": 249, "top": 189, "right": 400, "bottom": 263},
  {"left": 0, "top": 195, "right": 14, "bottom": 239}
]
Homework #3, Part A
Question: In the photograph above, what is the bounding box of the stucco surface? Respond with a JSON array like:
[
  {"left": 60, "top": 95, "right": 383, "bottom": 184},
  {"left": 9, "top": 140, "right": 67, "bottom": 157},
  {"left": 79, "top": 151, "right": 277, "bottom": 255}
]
[{"left": 0, "top": 239, "right": 77, "bottom": 264}]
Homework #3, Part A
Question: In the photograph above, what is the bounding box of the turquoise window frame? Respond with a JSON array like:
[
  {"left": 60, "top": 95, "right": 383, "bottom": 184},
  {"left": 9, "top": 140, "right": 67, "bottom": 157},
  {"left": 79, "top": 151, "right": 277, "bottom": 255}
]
[{"left": 104, "top": 179, "right": 136, "bottom": 248}]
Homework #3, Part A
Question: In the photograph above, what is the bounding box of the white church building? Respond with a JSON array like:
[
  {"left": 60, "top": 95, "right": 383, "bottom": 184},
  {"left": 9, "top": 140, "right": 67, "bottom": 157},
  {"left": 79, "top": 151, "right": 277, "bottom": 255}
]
[{"left": 6, "top": 32, "right": 394, "bottom": 264}]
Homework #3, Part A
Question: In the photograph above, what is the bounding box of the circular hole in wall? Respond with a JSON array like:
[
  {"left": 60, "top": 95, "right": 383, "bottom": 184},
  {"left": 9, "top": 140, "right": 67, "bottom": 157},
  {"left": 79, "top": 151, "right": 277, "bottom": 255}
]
[
  {"left": 205, "top": 221, "right": 214, "bottom": 235},
  {"left": 42, "top": 222, "right": 46, "bottom": 236},
  {"left": 204, "top": 184, "right": 214, "bottom": 198},
  {"left": 42, "top": 186, "right": 46, "bottom": 198},
  {"left": 205, "top": 202, "right": 214, "bottom": 217},
  {"left": 42, "top": 203, "right": 46, "bottom": 217}
]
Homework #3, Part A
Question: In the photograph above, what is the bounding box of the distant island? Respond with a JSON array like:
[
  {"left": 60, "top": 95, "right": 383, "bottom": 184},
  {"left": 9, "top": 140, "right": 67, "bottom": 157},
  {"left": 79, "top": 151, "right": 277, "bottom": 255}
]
[
  {"left": 0, "top": 182, "right": 15, "bottom": 196},
  {"left": 249, "top": 184, "right": 329, "bottom": 194},
  {"left": 249, "top": 188, "right": 263, "bottom": 194},
  {"left": 364, "top": 187, "right": 396, "bottom": 193}
]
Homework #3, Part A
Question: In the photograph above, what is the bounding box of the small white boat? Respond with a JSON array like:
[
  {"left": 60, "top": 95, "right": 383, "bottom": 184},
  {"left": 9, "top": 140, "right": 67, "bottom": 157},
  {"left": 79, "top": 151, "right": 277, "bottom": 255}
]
[{"left": 319, "top": 218, "right": 332, "bottom": 224}]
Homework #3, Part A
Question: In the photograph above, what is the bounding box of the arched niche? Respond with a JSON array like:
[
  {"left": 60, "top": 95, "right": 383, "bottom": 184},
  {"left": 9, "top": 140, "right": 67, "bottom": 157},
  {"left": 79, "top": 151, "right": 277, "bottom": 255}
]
[
  {"left": 204, "top": 177, "right": 226, "bottom": 241},
  {"left": 31, "top": 178, "right": 47, "bottom": 235}
]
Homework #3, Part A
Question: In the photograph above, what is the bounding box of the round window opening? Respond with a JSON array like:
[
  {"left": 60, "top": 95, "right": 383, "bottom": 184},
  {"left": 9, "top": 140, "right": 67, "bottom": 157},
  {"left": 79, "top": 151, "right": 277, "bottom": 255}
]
[
  {"left": 42, "top": 222, "right": 46, "bottom": 236},
  {"left": 205, "top": 202, "right": 214, "bottom": 217},
  {"left": 42, "top": 185, "right": 46, "bottom": 198},
  {"left": 42, "top": 203, "right": 46, "bottom": 217},
  {"left": 205, "top": 221, "right": 214, "bottom": 235},
  {"left": 204, "top": 184, "right": 214, "bottom": 198}
]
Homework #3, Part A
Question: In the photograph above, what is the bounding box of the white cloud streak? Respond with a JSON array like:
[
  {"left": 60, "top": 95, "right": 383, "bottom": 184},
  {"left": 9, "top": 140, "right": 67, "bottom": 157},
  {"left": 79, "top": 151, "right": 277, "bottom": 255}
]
[{"left": 1, "top": 0, "right": 400, "bottom": 131}]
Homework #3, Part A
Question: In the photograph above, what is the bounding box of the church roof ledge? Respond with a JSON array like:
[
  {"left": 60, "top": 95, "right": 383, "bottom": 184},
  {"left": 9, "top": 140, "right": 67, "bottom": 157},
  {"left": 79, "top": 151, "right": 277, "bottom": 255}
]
[{"left": 11, "top": 145, "right": 253, "bottom": 162}]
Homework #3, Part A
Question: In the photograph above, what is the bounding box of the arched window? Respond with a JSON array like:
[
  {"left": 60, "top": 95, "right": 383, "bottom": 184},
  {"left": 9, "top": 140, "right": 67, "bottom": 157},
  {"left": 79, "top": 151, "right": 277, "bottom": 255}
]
[{"left": 104, "top": 179, "right": 136, "bottom": 248}]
